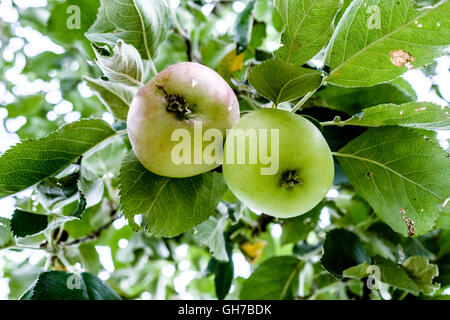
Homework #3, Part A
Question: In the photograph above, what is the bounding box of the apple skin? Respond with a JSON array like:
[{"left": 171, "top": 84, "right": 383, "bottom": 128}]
[
  {"left": 127, "top": 62, "right": 240, "bottom": 178},
  {"left": 222, "top": 109, "right": 334, "bottom": 218}
]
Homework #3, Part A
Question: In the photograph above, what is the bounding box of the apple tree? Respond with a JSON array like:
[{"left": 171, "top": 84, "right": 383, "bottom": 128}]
[{"left": 0, "top": 0, "right": 449, "bottom": 300}]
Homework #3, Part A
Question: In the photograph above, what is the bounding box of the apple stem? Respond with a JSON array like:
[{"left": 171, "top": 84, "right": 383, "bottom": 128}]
[{"left": 156, "top": 85, "right": 193, "bottom": 120}]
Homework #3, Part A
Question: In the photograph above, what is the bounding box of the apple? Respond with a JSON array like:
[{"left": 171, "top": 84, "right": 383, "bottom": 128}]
[
  {"left": 127, "top": 62, "right": 240, "bottom": 178},
  {"left": 222, "top": 109, "right": 334, "bottom": 218}
]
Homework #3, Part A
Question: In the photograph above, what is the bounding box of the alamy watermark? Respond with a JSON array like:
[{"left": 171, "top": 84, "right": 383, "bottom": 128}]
[
  {"left": 170, "top": 121, "right": 280, "bottom": 175},
  {"left": 66, "top": 5, "right": 81, "bottom": 30}
]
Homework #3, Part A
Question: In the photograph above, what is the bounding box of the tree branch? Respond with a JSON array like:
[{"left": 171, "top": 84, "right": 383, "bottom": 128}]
[{"left": 62, "top": 213, "right": 119, "bottom": 247}]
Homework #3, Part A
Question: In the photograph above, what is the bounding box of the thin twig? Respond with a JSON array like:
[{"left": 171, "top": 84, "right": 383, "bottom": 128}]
[{"left": 62, "top": 213, "right": 119, "bottom": 247}]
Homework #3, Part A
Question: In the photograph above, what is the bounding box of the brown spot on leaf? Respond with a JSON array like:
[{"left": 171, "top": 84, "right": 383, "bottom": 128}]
[
  {"left": 390, "top": 50, "right": 415, "bottom": 70},
  {"left": 399, "top": 208, "right": 416, "bottom": 237}
]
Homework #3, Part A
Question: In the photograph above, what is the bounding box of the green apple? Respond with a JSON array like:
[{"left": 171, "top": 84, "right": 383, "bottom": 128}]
[
  {"left": 127, "top": 62, "right": 240, "bottom": 178},
  {"left": 222, "top": 109, "right": 334, "bottom": 218}
]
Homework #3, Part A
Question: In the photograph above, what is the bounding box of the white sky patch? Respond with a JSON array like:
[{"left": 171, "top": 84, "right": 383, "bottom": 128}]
[
  {"left": 77, "top": 82, "right": 93, "bottom": 98},
  {"left": 201, "top": 4, "right": 215, "bottom": 16},
  {"left": 161, "top": 264, "right": 176, "bottom": 278},
  {"left": 0, "top": 278, "right": 10, "bottom": 299},
  {"left": 166, "top": 0, "right": 180, "bottom": 9},
  {"left": 0, "top": 196, "right": 16, "bottom": 218},
  {"left": 98, "top": 271, "right": 110, "bottom": 281},
  {"left": 53, "top": 100, "right": 73, "bottom": 114},
  {"left": 95, "top": 246, "right": 115, "bottom": 273},
  {"left": 45, "top": 90, "right": 62, "bottom": 104},
  {"left": 437, "top": 130, "right": 450, "bottom": 149},
  {"left": 232, "top": 1, "right": 246, "bottom": 13},
  {"left": 175, "top": 243, "right": 189, "bottom": 258},
  {"left": 5, "top": 116, "right": 26, "bottom": 132},
  {"left": 319, "top": 207, "right": 331, "bottom": 229},
  {"left": 433, "top": 56, "right": 450, "bottom": 102},
  {"left": 265, "top": 41, "right": 281, "bottom": 52},
  {"left": 29, "top": 250, "right": 47, "bottom": 265},
  {"left": 113, "top": 216, "right": 128, "bottom": 229},
  {"left": 232, "top": 252, "right": 251, "bottom": 279},
  {"left": 64, "top": 111, "right": 81, "bottom": 123},
  {"left": 15, "top": 26, "right": 64, "bottom": 56},
  {"left": 140, "top": 291, "right": 152, "bottom": 300},
  {"left": 14, "top": 0, "right": 47, "bottom": 8},
  {"left": 0, "top": 1, "right": 18, "bottom": 23},
  {"left": 178, "top": 260, "right": 190, "bottom": 271},
  {"left": 102, "top": 112, "right": 115, "bottom": 125},
  {"left": 215, "top": 20, "right": 230, "bottom": 34},
  {"left": 174, "top": 270, "right": 196, "bottom": 293},
  {"left": 326, "top": 188, "right": 339, "bottom": 199},
  {"left": 118, "top": 239, "right": 129, "bottom": 249},
  {"left": 270, "top": 223, "right": 282, "bottom": 238},
  {"left": 46, "top": 110, "right": 57, "bottom": 121},
  {"left": 403, "top": 56, "right": 449, "bottom": 106}
]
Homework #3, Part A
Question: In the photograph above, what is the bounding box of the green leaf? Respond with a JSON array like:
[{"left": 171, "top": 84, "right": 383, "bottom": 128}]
[
  {"left": 78, "top": 243, "right": 102, "bottom": 274},
  {"left": 71, "top": 193, "right": 88, "bottom": 219},
  {"left": 193, "top": 214, "right": 229, "bottom": 261},
  {"left": 83, "top": 77, "right": 137, "bottom": 121},
  {"left": 0, "top": 217, "right": 13, "bottom": 248},
  {"left": 77, "top": 168, "right": 104, "bottom": 209},
  {"left": 217, "top": 49, "right": 244, "bottom": 84},
  {"left": 207, "top": 242, "right": 234, "bottom": 300},
  {"left": 240, "top": 256, "right": 302, "bottom": 300},
  {"left": 437, "top": 252, "right": 450, "bottom": 287},
  {"left": 5, "top": 94, "right": 48, "bottom": 118},
  {"left": 373, "top": 256, "right": 420, "bottom": 295},
  {"left": 293, "top": 242, "right": 321, "bottom": 256},
  {"left": 119, "top": 152, "right": 228, "bottom": 238},
  {"left": 372, "top": 255, "right": 439, "bottom": 295},
  {"left": 234, "top": 1, "right": 255, "bottom": 54},
  {"left": 93, "top": 40, "right": 144, "bottom": 87},
  {"left": 23, "top": 271, "right": 121, "bottom": 300},
  {"left": 0, "top": 119, "right": 117, "bottom": 198},
  {"left": 254, "top": 0, "right": 274, "bottom": 24},
  {"left": 22, "top": 52, "right": 65, "bottom": 82},
  {"left": 5, "top": 257, "right": 45, "bottom": 299},
  {"left": 343, "top": 261, "right": 371, "bottom": 278},
  {"left": 274, "top": 0, "right": 341, "bottom": 66},
  {"left": 281, "top": 203, "right": 322, "bottom": 245},
  {"left": 402, "top": 256, "right": 440, "bottom": 295},
  {"left": 248, "top": 59, "right": 322, "bottom": 105},
  {"left": 321, "top": 228, "right": 370, "bottom": 279},
  {"left": 333, "top": 102, "right": 450, "bottom": 130},
  {"left": 86, "top": 0, "right": 169, "bottom": 61},
  {"left": 36, "top": 172, "right": 79, "bottom": 211},
  {"left": 335, "top": 127, "right": 450, "bottom": 236},
  {"left": 334, "top": 0, "right": 353, "bottom": 27},
  {"left": 10, "top": 209, "right": 49, "bottom": 238},
  {"left": 47, "top": 0, "right": 100, "bottom": 46},
  {"left": 317, "top": 82, "right": 416, "bottom": 115},
  {"left": 325, "top": 0, "right": 450, "bottom": 87},
  {"left": 82, "top": 138, "right": 128, "bottom": 177}
]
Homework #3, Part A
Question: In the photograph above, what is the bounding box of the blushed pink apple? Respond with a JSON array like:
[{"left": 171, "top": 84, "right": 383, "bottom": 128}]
[{"left": 127, "top": 62, "right": 240, "bottom": 178}]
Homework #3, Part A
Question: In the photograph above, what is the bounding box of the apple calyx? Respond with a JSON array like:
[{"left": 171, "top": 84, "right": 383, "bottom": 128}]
[
  {"left": 280, "top": 169, "right": 302, "bottom": 189},
  {"left": 156, "top": 85, "right": 193, "bottom": 120}
]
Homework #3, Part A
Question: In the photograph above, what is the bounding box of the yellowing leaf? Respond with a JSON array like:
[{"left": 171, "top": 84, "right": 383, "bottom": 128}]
[
  {"left": 218, "top": 49, "right": 244, "bottom": 83},
  {"left": 240, "top": 240, "right": 266, "bottom": 264}
]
